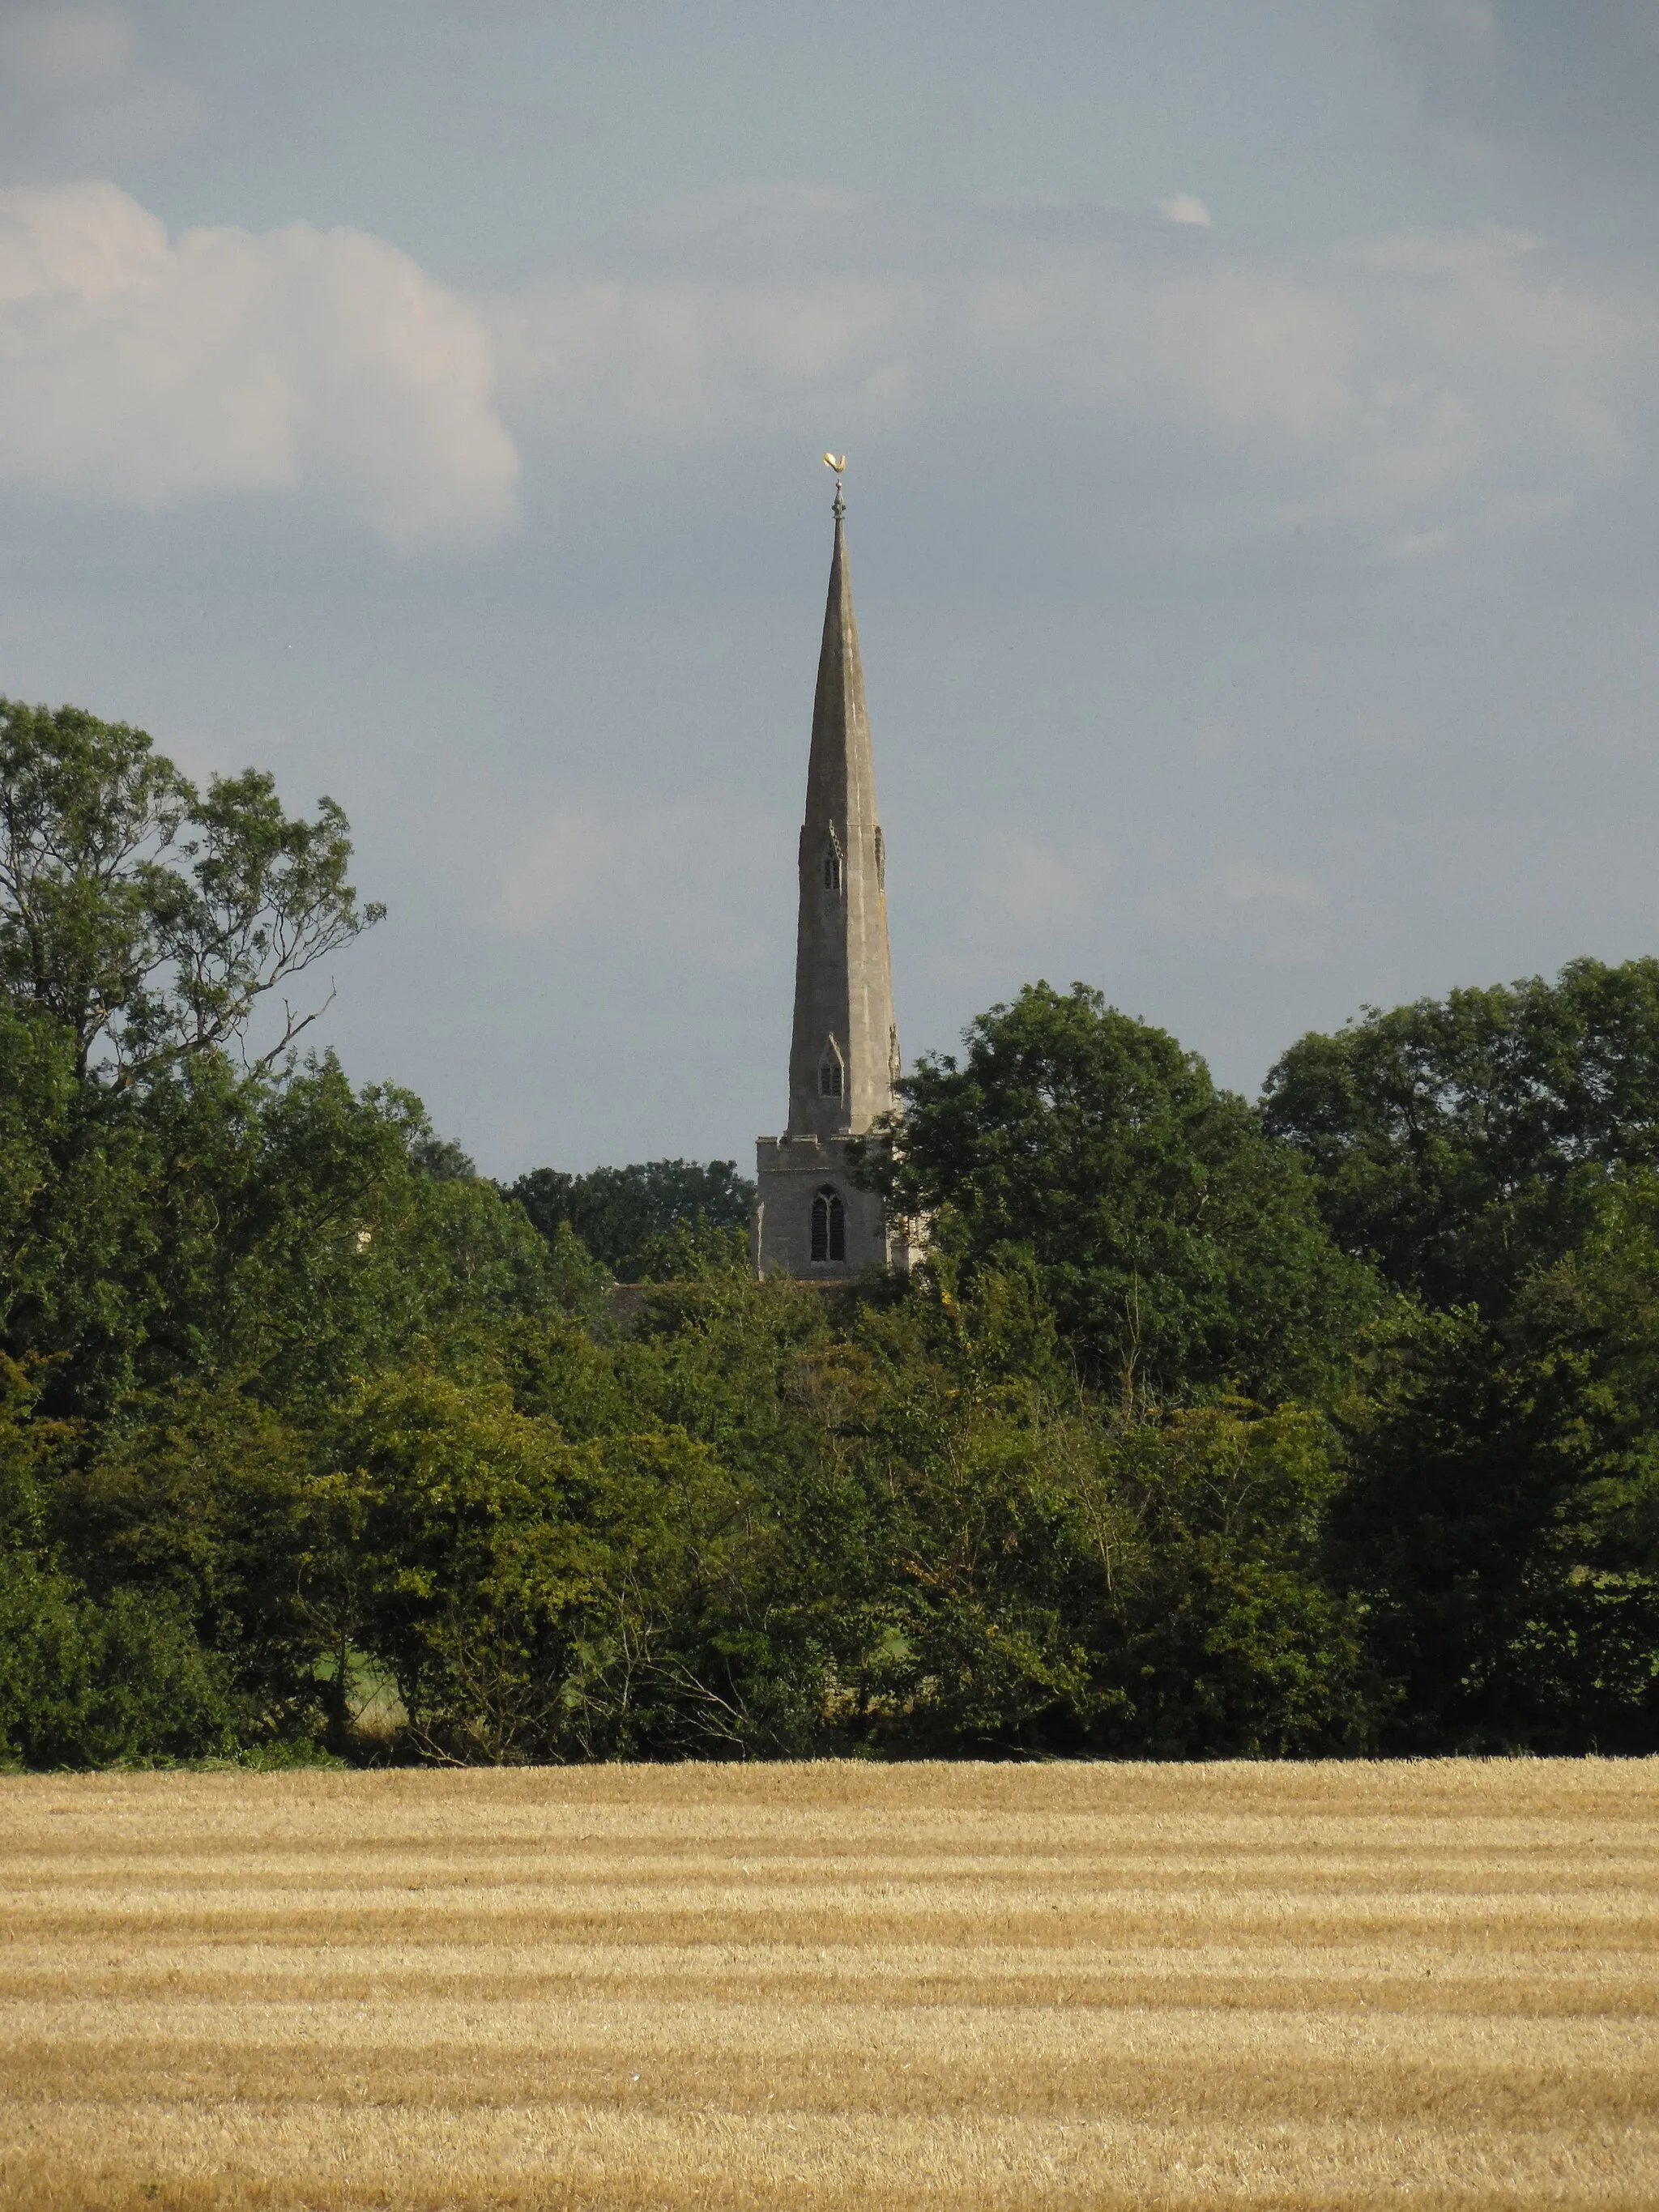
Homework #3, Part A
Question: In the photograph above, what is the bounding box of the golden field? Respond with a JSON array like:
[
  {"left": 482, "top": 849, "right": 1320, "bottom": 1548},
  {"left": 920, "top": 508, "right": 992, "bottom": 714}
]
[{"left": 0, "top": 1760, "right": 1655, "bottom": 2210}]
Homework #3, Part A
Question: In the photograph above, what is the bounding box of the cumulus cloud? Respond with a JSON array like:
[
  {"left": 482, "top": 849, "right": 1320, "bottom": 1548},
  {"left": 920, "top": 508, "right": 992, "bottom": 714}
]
[
  {"left": 494, "top": 196, "right": 1653, "bottom": 558},
  {"left": 1158, "top": 193, "right": 1213, "bottom": 228},
  {"left": 0, "top": 181, "right": 519, "bottom": 546},
  {"left": 5, "top": 173, "right": 1653, "bottom": 570}
]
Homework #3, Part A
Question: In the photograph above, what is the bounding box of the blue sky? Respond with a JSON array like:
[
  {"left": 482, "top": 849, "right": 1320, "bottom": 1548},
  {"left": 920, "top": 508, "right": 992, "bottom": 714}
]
[{"left": 2, "top": 2, "right": 1657, "bottom": 1171}]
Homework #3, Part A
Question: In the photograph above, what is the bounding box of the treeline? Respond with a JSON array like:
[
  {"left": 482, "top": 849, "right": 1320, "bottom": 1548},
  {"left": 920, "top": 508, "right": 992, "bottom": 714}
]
[
  {"left": 1, "top": 699, "right": 1657, "bottom": 1767},
  {"left": 503, "top": 1158, "right": 754, "bottom": 1282}
]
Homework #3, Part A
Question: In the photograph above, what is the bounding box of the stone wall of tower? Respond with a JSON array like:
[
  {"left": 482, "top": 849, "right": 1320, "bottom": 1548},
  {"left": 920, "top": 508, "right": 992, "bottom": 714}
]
[
  {"left": 756, "top": 495, "right": 909, "bottom": 1281},
  {"left": 753, "top": 1136, "right": 903, "bottom": 1277}
]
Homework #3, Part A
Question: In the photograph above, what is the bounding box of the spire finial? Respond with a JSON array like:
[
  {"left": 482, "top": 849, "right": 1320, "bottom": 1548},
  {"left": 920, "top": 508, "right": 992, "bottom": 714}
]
[{"left": 823, "top": 450, "right": 847, "bottom": 518}]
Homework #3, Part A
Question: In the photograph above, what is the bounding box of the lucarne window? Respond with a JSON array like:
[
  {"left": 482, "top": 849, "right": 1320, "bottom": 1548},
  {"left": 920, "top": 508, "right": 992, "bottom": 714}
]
[
  {"left": 823, "top": 837, "right": 842, "bottom": 892},
  {"left": 875, "top": 826, "right": 885, "bottom": 888},
  {"left": 819, "top": 1058, "right": 843, "bottom": 1097},
  {"left": 811, "top": 1184, "right": 847, "bottom": 1264}
]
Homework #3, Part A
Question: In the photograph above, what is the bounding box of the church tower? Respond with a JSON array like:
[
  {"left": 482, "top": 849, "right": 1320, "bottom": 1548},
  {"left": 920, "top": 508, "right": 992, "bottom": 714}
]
[{"left": 754, "top": 483, "right": 911, "bottom": 1276}]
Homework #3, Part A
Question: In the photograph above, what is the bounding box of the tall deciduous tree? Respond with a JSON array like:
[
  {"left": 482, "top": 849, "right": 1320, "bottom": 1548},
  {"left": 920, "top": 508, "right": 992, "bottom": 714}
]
[
  {"left": 0, "top": 700, "right": 382, "bottom": 1085},
  {"left": 1262, "top": 957, "right": 1659, "bottom": 1315},
  {"left": 857, "top": 982, "right": 1377, "bottom": 1404}
]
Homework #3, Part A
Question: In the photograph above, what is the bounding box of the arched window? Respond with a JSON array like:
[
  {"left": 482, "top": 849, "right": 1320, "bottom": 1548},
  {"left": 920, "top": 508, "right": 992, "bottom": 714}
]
[
  {"left": 811, "top": 1184, "right": 847, "bottom": 1263},
  {"left": 818, "top": 1058, "right": 843, "bottom": 1097},
  {"left": 823, "top": 836, "right": 842, "bottom": 892}
]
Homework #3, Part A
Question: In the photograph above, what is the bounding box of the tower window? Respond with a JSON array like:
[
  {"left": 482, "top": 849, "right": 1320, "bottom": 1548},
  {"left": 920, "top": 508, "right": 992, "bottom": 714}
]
[
  {"left": 819, "top": 1059, "right": 843, "bottom": 1097},
  {"left": 811, "top": 1184, "right": 847, "bottom": 1264},
  {"left": 823, "top": 837, "right": 842, "bottom": 892}
]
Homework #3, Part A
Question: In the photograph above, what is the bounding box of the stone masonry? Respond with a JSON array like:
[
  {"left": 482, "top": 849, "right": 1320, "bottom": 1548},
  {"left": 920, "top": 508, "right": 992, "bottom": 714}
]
[{"left": 754, "top": 490, "right": 911, "bottom": 1278}]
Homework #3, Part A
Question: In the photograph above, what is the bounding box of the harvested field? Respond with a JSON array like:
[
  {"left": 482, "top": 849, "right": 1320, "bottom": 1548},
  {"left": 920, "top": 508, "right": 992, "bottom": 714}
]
[{"left": 0, "top": 1760, "right": 1655, "bottom": 2210}]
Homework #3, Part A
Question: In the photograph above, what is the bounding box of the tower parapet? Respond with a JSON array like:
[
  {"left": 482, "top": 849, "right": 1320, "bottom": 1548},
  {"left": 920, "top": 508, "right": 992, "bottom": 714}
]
[{"left": 754, "top": 486, "right": 911, "bottom": 1278}]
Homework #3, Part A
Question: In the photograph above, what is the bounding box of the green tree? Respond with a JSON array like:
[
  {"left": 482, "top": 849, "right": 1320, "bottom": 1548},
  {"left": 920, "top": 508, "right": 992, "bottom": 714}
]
[
  {"left": 809, "top": 1277, "right": 1373, "bottom": 1758},
  {"left": 1335, "top": 1175, "right": 1659, "bottom": 1752},
  {"left": 0, "top": 699, "right": 382, "bottom": 1085},
  {"left": 312, "top": 1366, "right": 809, "bottom": 1763},
  {"left": 858, "top": 982, "right": 1377, "bottom": 1404},
  {"left": 0, "top": 1355, "right": 238, "bottom": 1769},
  {"left": 1262, "top": 956, "right": 1659, "bottom": 1314},
  {"left": 506, "top": 1158, "right": 755, "bottom": 1281},
  {"left": 0, "top": 699, "right": 391, "bottom": 1424},
  {"left": 65, "top": 1380, "right": 326, "bottom": 1745},
  {"left": 821, "top": 1279, "right": 1115, "bottom": 1755},
  {"left": 0, "top": 1562, "right": 237, "bottom": 1770},
  {"left": 1086, "top": 1404, "right": 1374, "bottom": 1758},
  {"left": 1, "top": 1037, "right": 608, "bottom": 1426}
]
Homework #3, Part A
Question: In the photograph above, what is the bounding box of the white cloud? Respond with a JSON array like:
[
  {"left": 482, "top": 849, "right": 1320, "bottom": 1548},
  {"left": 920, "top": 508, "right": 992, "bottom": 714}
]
[
  {"left": 3, "top": 173, "right": 1653, "bottom": 570},
  {"left": 0, "top": 181, "right": 519, "bottom": 546},
  {"left": 492, "top": 195, "right": 1654, "bottom": 560},
  {"left": 1158, "top": 193, "right": 1213, "bottom": 228},
  {"left": 1384, "top": 525, "right": 1454, "bottom": 560},
  {"left": 494, "top": 273, "right": 926, "bottom": 447}
]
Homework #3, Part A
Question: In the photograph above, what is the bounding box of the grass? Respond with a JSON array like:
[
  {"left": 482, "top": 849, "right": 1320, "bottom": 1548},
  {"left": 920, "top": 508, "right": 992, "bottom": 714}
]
[{"left": 1, "top": 1758, "right": 1655, "bottom": 2209}]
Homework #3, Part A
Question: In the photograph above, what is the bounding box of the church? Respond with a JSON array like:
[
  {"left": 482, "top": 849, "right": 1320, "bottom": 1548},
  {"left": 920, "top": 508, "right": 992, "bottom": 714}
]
[{"left": 753, "top": 478, "right": 915, "bottom": 1279}]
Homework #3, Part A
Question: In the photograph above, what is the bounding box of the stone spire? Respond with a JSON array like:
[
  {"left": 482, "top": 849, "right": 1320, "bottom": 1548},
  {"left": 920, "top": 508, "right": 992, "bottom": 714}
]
[
  {"left": 786, "top": 488, "right": 899, "bottom": 1139},
  {"left": 754, "top": 486, "right": 908, "bottom": 1276}
]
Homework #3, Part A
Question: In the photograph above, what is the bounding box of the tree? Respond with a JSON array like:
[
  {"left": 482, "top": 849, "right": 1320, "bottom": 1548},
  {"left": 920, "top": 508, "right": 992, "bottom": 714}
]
[
  {"left": 309, "top": 1366, "right": 808, "bottom": 1763},
  {"left": 0, "top": 1562, "right": 237, "bottom": 1770},
  {"left": 1262, "top": 957, "right": 1659, "bottom": 1315},
  {"left": 0, "top": 699, "right": 382, "bottom": 1086},
  {"left": 1086, "top": 1403, "right": 1374, "bottom": 1758},
  {"left": 506, "top": 1157, "right": 756, "bottom": 1281},
  {"left": 1335, "top": 1173, "right": 1659, "bottom": 1754},
  {"left": 0, "top": 1354, "right": 239, "bottom": 1769},
  {"left": 0, "top": 1036, "right": 608, "bottom": 1426},
  {"left": 857, "top": 982, "right": 1377, "bottom": 1404},
  {"left": 787, "top": 1275, "right": 1374, "bottom": 1759}
]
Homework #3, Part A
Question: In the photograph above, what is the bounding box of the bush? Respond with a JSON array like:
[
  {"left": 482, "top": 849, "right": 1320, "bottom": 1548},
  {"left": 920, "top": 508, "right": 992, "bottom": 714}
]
[{"left": 0, "top": 1557, "right": 237, "bottom": 1768}]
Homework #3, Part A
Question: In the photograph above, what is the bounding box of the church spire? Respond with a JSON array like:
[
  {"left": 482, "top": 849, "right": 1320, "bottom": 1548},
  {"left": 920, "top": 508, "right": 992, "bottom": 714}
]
[
  {"left": 753, "top": 479, "right": 908, "bottom": 1276},
  {"left": 786, "top": 486, "right": 898, "bottom": 1140}
]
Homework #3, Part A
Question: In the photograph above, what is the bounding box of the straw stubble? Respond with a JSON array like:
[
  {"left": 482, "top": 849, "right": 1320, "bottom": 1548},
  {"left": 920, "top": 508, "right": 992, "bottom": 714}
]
[{"left": 1, "top": 1758, "right": 1654, "bottom": 2209}]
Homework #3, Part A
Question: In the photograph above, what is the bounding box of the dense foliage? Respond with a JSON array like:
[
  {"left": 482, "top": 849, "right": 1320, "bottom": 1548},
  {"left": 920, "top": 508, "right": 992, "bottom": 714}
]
[
  {"left": 855, "top": 982, "right": 1378, "bottom": 1405},
  {"left": 1261, "top": 957, "right": 1659, "bottom": 1315},
  {"left": 504, "top": 1158, "right": 755, "bottom": 1281},
  {"left": 2, "top": 703, "right": 1656, "bottom": 1766}
]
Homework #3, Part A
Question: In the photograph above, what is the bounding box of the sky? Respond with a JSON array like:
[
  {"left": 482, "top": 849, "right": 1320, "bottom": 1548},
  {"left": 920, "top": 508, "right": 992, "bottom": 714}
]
[{"left": 2, "top": 1, "right": 1658, "bottom": 1174}]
